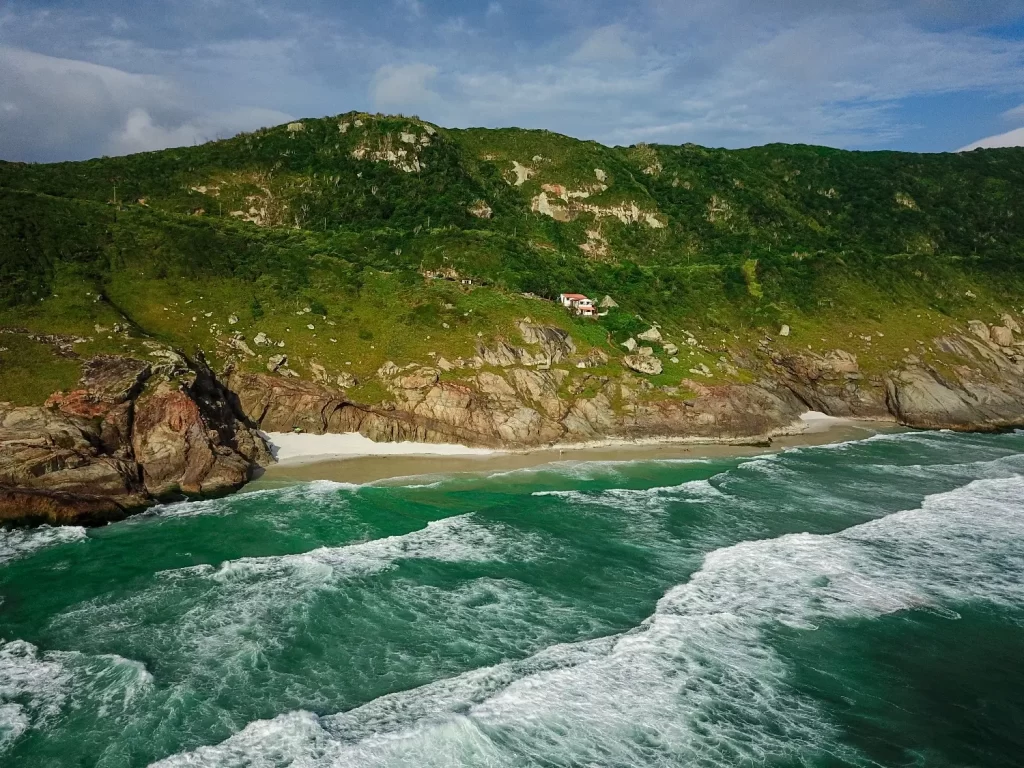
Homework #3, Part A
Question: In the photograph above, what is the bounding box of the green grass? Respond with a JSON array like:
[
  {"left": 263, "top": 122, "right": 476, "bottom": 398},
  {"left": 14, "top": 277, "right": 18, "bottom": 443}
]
[
  {"left": 0, "top": 335, "right": 82, "bottom": 406},
  {"left": 1, "top": 113, "right": 1023, "bottom": 406}
]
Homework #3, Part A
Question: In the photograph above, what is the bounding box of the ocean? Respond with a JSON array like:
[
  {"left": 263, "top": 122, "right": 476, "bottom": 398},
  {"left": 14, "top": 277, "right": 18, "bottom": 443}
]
[{"left": 2, "top": 429, "right": 1023, "bottom": 766}]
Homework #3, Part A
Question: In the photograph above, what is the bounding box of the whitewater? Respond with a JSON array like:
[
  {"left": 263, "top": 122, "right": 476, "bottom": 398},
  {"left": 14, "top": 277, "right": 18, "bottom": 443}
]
[{"left": 2, "top": 429, "right": 1024, "bottom": 766}]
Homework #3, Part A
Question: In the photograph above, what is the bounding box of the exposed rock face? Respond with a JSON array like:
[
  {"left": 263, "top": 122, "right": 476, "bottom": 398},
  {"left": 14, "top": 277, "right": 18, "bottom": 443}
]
[
  {"left": 770, "top": 348, "right": 890, "bottom": 420},
  {"left": 885, "top": 366, "right": 1024, "bottom": 431},
  {"left": 517, "top": 322, "right": 576, "bottom": 362},
  {"left": 771, "top": 332, "right": 1024, "bottom": 431},
  {"left": 2, "top": 354, "right": 270, "bottom": 524},
  {"left": 10, "top": 319, "right": 1024, "bottom": 526},
  {"left": 968, "top": 320, "right": 989, "bottom": 340},
  {"left": 0, "top": 406, "right": 146, "bottom": 523}
]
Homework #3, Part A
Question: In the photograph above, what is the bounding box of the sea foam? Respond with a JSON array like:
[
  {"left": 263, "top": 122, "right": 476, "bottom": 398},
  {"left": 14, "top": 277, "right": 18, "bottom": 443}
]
[
  {"left": 0, "top": 525, "right": 87, "bottom": 565},
  {"left": 151, "top": 474, "right": 1024, "bottom": 767}
]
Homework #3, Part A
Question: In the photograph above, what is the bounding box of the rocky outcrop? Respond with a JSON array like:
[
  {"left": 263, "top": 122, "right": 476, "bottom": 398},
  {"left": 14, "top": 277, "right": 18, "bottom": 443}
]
[
  {"left": 771, "top": 331, "right": 1024, "bottom": 431},
  {"left": 1, "top": 354, "right": 270, "bottom": 525},
  {"left": 770, "top": 349, "right": 891, "bottom": 420},
  {"left": 885, "top": 360, "right": 1024, "bottom": 431},
  {"left": 10, "top": 317, "right": 1024, "bottom": 526},
  {"left": 517, "top": 321, "right": 576, "bottom": 360}
]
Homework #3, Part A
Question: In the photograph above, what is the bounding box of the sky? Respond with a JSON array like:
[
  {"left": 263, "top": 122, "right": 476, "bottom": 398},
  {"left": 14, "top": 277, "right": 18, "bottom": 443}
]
[{"left": 3, "top": 0, "right": 1024, "bottom": 162}]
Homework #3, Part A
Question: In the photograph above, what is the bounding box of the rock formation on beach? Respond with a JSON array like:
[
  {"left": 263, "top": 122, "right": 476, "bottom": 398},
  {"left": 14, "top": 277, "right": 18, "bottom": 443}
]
[{"left": 1, "top": 352, "right": 269, "bottom": 524}]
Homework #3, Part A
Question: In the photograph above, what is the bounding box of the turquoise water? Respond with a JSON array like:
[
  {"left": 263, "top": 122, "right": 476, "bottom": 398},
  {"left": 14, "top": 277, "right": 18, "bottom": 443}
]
[{"left": 2, "top": 430, "right": 1024, "bottom": 766}]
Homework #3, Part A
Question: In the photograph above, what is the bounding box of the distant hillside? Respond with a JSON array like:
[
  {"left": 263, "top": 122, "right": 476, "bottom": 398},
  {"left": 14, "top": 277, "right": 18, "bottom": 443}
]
[{"left": 1, "top": 111, "right": 1023, "bottom": 408}]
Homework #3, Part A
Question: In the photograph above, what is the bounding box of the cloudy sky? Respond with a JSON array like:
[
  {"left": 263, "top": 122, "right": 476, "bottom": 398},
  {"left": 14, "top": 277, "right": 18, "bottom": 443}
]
[{"left": 3, "top": 0, "right": 1024, "bottom": 161}]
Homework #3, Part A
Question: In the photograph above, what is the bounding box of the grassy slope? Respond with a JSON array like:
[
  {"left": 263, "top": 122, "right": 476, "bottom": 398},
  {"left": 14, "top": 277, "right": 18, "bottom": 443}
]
[{"left": 1, "top": 115, "right": 1023, "bottom": 406}]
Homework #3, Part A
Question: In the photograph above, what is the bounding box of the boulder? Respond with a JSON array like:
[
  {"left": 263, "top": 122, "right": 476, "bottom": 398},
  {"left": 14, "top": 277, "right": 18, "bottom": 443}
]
[
  {"left": 638, "top": 327, "right": 663, "bottom": 343},
  {"left": 991, "top": 326, "right": 1014, "bottom": 347},
  {"left": 227, "top": 337, "right": 256, "bottom": 357},
  {"left": 968, "top": 320, "right": 989, "bottom": 340},
  {"left": 623, "top": 355, "right": 663, "bottom": 376},
  {"left": 336, "top": 373, "right": 358, "bottom": 389},
  {"left": 663, "top": 342, "right": 679, "bottom": 356},
  {"left": 779, "top": 325, "right": 791, "bottom": 337},
  {"left": 622, "top": 337, "right": 638, "bottom": 352},
  {"left": 1001, "top": 313, "right": 1021, "bottom": 333},
  {"left": 476, "top": 340, "right": 546, "bottom": 367},
  {"left": 579, "top": 348, "right": 609, "bottom": 368},
  {"left": 267, "top": 354, "right": 288, "bottom": 373}
]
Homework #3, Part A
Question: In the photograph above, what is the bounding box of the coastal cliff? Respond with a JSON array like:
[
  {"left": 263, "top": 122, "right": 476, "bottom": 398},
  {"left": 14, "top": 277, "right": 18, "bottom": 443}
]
[
  {"left": 4, "top": 312, "right": 1023, "bottom": 524},
  {"left": 0, "top": 351, "right": 269, "bottom": 524}
]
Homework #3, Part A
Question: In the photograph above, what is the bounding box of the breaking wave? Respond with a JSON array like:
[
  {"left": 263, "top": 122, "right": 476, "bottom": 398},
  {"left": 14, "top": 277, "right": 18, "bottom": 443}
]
[
  {"left": 151, "top": 474, "right": 1024, "bottom": 767},
  {"left": 0, "top": 525, "right": 87, "bottom": 565}
]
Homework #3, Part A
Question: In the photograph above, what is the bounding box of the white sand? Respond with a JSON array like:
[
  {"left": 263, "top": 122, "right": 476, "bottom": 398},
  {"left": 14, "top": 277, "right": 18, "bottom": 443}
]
[
  {"left": 262, "top": 431, "right": 495, "bottom": 464},
  {"left": 799, "top": 410, "right": 855, "bottom": 433},
  {"left": 262, "top": 411, "right": 872, "bottom": 466}
]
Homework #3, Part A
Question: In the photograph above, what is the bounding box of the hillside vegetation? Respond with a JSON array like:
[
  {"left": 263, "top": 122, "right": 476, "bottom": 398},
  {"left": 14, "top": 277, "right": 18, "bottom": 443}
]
[{"left": 2, "top": 111, "right": 1023, "bottom": 405}]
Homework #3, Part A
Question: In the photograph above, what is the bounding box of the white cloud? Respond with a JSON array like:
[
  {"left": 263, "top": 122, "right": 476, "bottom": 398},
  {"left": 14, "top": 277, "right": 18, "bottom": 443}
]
[
  {"left": 1004, "top": 103, "right": 1024, "bottom": 120},
  {"left": 0, "top": 46, "right": 291, "bottom": 161},
  {"left": 109, "top": 106, "right": 294, "bottom": 155},
  {"left": 570, "top": 24, "right": 636, "bottom": 63},
  {"left": 958, "top": 126, "right": 1024, "bottom": 151},
  {"left": 372, "top": 63, "right": 440, "bottom": 109},
  {"left": 486, "top": 2, "right": 503, "bottom": 17}
]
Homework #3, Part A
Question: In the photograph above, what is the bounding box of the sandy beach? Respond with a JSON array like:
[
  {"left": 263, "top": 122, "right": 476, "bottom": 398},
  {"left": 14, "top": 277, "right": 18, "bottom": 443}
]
[{"left": 248, "top": 413, "right": 897, "bottom": 490}]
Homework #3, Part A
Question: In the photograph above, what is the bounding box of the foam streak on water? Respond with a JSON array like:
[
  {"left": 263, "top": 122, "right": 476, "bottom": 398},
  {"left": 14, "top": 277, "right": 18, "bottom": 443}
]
[
  {"left": 0, "top": 525, "right": 87, "bottom": 565},
  {"left": 151, "top": 474, "right": 1024, "bottom": 768}
]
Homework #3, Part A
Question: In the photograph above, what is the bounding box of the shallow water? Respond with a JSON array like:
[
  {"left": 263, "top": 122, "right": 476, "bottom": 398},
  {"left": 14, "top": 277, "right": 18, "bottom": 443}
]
[{"left": 2, "top": 429, "right": 1023, "bottom": 766}]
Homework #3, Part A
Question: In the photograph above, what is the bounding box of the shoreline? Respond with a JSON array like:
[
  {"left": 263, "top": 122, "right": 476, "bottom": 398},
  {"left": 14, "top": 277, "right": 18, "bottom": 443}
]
[{"left": 250, "top": 413, "right": 898, "bottom": 490}]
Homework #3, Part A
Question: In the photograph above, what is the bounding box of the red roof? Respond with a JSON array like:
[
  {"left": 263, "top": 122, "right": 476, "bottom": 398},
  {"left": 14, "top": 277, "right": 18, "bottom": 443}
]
[{"left": 562, "top": 293, "right": 588, "bottom": 299}]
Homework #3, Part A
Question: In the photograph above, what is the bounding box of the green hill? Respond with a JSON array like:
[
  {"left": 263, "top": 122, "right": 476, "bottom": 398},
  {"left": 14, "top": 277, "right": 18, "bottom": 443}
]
[{"left": 2, "top": 111, "right": 1023, "bottom": 406}]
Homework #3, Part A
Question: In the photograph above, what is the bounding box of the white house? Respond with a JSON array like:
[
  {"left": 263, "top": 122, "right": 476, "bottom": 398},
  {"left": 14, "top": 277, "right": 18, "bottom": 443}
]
[
  {"left": 559, "top": 293, "right": 597, "bottom": 317},
  {"left": 559, "top": 293, "right": 587, "bottom": 308}
]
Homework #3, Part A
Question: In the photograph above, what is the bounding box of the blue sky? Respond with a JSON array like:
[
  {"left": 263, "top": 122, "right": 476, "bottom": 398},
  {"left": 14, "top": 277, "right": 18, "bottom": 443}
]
[{"left": 3, "top": 0, "right": 1024, "bottom": 161}]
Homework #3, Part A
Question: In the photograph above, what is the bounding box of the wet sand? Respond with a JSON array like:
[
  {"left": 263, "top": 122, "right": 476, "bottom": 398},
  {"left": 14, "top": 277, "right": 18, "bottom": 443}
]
[{"left": 247, "top": 419, "right": 896, "bottom": 491}]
